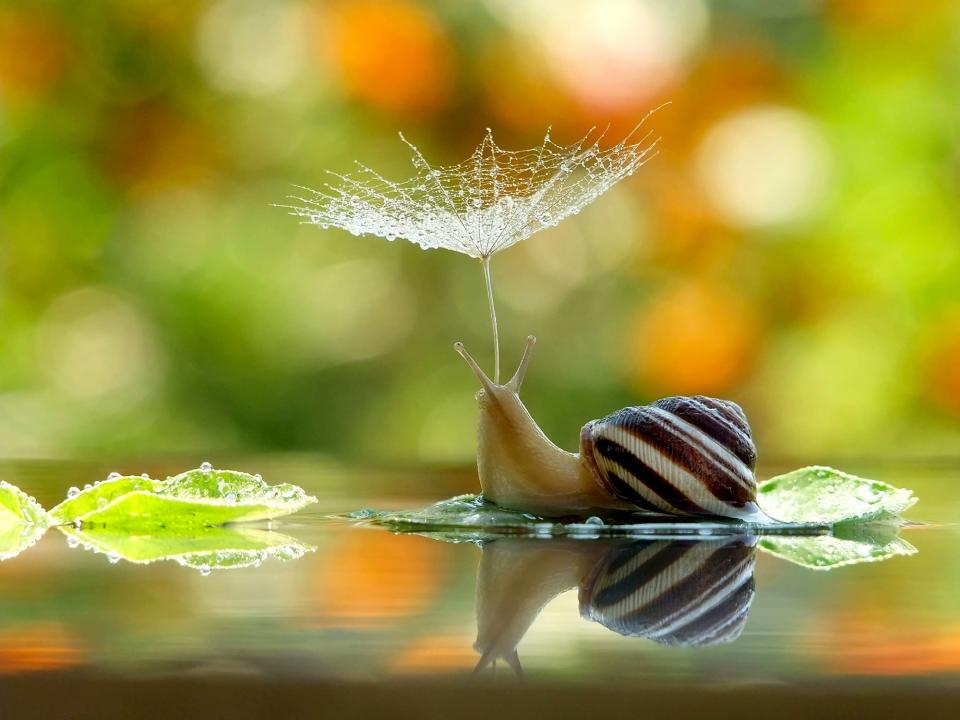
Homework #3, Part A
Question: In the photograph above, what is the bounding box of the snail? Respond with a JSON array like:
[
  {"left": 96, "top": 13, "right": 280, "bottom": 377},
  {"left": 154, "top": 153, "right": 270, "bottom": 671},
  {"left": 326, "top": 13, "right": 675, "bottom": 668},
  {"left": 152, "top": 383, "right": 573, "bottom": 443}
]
[
  {"left": 473, "top": 537, "right": 756, "bottom": 673},
  {"left": 455, "top": 335, "right": 763, "bottom": 520}
]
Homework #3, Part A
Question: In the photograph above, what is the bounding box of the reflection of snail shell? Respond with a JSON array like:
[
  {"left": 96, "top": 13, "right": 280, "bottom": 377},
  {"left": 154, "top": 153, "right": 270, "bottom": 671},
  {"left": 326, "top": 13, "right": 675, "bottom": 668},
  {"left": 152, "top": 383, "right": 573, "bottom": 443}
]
[
  {"left": 456, "top": 336, "right": 762, "bottom": 519},
  {"left": 579, "top": 538, "right": 756, "bottom": 647},
  {"left": 580, "top": 396, "right": 759, "bottom": 519}
]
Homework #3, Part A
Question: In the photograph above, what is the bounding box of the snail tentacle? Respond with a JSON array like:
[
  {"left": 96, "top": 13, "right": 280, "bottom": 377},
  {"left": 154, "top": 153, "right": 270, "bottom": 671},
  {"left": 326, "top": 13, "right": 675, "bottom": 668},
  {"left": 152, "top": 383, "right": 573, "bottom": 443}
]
[
  {"left": 454, "top": 341, "right": 497, "bottom": 396},
  {"left": 507, "top": 335, "right": 536, "bottom": 392}
]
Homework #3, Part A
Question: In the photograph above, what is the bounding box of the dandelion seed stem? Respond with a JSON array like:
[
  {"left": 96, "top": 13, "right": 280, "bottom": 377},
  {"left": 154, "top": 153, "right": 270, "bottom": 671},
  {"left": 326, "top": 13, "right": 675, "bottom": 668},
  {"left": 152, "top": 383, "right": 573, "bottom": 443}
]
[{"left": 481, "top": 255, "right": 500, "bottom": 384}]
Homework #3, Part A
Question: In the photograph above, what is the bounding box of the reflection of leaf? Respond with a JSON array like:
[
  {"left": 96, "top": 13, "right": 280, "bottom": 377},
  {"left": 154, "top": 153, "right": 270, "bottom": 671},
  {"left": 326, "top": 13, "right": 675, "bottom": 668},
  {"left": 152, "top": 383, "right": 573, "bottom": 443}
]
[
  {"left": 50, "top": 467, "right": 317, "bottom": 529},
  {"left": 758, "top": 533, "right": 916, "bottom": 570},
  {"left": 0, "top": 481, "right": 48, "bottom": 561},
  {"left": 0, "top": 480, "right": 48, "bottom": 527},
  {"left": 757, "top": 466, "right": 916, "bottom": 523},
  {"left": 59, "top": 525, "right": 314, "bottom": 573},
  {"left": 0, "top": 520, "right": 47, "bottom": 561}
]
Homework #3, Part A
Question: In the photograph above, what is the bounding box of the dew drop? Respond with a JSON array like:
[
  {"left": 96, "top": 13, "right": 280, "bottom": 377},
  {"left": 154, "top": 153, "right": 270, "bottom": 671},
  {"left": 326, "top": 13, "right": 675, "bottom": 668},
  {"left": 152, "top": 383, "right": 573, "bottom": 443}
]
[
  {"left": 200, "top": 461, "right": 213, "bottom": 472},
  {"left": 585, "top": 516, "right": 604, "bottom": 526},
  {"left": 855, "top": 484, "right": 882, "bottom": 504},
  {"left": 107, "top": 472, "right": 121, "bottom": 480},
  {"left": 67, "top": 486, "right": 80, "bottom": 498}
]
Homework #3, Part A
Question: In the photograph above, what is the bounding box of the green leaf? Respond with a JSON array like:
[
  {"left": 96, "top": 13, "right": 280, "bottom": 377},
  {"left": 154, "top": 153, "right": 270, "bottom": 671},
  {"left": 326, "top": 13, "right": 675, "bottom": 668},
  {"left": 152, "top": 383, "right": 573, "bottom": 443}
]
[
  {"left": 49, "top": 467, "right": 317, "bottom": 529},
  {"left": 757, "top": 466, "right": 916, "bottom": 523},
  {"left": 758, "top": 533, "right": 916, "bottom": 570},
  {"left": 48, "top": 475, "right": 157, "bottom": 526},
  {"left": 0, "top": 481, "right": 48, "bottom": 561},
  {"left": 0, "top": 480, "right": 48, "bottom": 528},
  {"left": 59, "top": 525, "right": 314, "bottom": 572}
]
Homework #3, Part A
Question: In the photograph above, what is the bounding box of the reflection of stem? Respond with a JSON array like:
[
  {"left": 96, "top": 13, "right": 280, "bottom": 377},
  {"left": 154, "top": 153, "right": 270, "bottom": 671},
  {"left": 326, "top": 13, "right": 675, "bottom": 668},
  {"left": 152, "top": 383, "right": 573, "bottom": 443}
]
[{"left": 481, "top": 255, "right": 500, "bottom": 383}]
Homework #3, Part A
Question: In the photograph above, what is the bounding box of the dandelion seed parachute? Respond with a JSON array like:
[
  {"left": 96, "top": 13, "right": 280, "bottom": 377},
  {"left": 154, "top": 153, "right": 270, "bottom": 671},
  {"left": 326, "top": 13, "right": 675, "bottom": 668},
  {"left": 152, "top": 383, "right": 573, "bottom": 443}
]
[{"left": 280, "top": 108, "right": 665, "bottom": 381}]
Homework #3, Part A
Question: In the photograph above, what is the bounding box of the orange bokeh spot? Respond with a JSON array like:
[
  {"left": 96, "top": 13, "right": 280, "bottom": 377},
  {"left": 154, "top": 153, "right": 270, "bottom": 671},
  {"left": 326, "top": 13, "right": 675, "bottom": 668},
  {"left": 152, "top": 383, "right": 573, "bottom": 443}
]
[
  {"left": 104, "top": 104, "right": 218, "bottom": 195},
  {"left": 324, "top": 0, "right": 452, "bottom": 116},
  {"left": 645, "top": 173, "right": 736, "bottom": 266},
  {"left": 628, "top": 282, "right": 759, "bottom": 395},
  {"left": 0, "top": 9, "right": 69, "bottom": 102},
  {"left": 927, "top": 310, "right": 960, "bottom": 414},
  {"left": 0, "top": 624, "right": 84, "bottom": 674},
  {"left": 310, "top": 529, "right": 444, "bottom": 628},
  {"left": 390, "top": 633, "right": 476, "bottom": 674},
  {"left": 830, "top": 0, "right": 950, "bottom": 31},
  {"left": 824, "top": 611, "right": 960, "bottom": 676}
]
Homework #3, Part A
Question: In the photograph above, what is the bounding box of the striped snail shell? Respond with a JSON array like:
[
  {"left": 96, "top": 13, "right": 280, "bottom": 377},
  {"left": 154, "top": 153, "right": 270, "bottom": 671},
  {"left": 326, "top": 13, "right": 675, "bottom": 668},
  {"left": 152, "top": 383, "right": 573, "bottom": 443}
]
[
  {"left": 580, "top": 538, "right": 756, "bottom": 647},
  {"left": 456, "top": 335, "right": 762, "bottom": 520},
  {"left": 580, "top": 396, "right": 760, "bottom": 520}
]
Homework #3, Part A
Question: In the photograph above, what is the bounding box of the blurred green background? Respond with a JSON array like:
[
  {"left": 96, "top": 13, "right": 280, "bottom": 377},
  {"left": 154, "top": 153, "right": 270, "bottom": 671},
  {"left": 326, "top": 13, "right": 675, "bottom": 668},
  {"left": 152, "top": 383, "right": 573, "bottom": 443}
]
[{"left": 1, "top": 0, "right": 958, "bottom": 462}]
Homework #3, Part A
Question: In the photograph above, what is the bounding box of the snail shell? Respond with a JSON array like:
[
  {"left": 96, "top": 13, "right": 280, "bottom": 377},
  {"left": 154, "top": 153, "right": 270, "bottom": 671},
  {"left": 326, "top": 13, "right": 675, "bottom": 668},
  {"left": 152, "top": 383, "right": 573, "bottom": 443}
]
[
  {"left": 580, "top": 396, "right": 760, "bottom": 519},
  {"left": 580, "top": 538, "right": 756, "bottom": 646}
]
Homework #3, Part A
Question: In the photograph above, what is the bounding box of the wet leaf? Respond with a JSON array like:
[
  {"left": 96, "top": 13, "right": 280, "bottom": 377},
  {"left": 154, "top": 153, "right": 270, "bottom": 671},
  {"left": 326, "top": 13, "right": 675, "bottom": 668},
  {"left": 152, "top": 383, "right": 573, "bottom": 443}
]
[
  {"left": 354, "top": 494, "right": 828, "bottom": 540},
  {"left": 50, "top": 467, "right": 317, "bottom": 528},
  {"left": 758, "top": 534, "right": 916, "bottom": 570},
  {"left": 48, "top": 475, "right": 156, "bottom": 526},
  {"left": 59, "top": 525, "right": 314, "bottom": 572},
  {"left": 0, "top": 480, "right": 48, "bottom": 528},
  {"left": 757, "top": 466, "right": 916, "bottom": 524},
  {"left": 0, "top": 481, "right": 49, "bottom": 561}
]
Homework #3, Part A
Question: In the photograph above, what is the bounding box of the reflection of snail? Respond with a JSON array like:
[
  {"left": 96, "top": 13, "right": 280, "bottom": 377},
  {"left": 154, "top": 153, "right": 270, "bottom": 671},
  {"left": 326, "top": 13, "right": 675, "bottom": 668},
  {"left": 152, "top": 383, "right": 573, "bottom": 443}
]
[
  {"left": 580, "top": 538, "right": 755, "bottom": 647},
  {"left": 456, "top": 336, "right": 761, "bottom": 519},
  {"left": 473, "top": 538, "right": 756, "bottom": 673}
]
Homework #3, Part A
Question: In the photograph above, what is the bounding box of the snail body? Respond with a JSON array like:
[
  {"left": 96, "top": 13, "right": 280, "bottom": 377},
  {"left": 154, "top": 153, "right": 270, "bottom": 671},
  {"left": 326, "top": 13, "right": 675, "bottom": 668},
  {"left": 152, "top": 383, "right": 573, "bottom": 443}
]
[{"left": 455, "top": 336, "right": 763, "bottom": 520}]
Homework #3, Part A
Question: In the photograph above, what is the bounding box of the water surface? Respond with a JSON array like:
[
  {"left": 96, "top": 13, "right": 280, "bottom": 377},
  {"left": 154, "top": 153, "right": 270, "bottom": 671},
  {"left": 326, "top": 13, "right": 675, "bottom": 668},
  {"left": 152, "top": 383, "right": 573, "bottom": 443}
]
[{"left": 0, "top": 457, "right": 957, "bottom": 716}]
